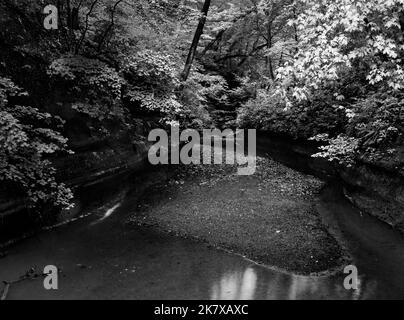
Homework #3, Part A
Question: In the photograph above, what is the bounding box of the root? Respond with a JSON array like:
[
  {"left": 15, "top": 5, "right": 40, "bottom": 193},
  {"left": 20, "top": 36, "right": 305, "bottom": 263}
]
[
  {"left": 1, "top": 267, "right": 46, "bottom": 300},
  {"left": 1, "top": 282, "right": 10, "bottom": 300}
]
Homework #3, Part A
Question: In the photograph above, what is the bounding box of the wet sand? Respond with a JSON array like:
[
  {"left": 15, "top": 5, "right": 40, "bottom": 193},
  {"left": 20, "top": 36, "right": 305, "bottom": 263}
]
[{"left": 129, "top": 157, "right": 346, "bottom": 274}]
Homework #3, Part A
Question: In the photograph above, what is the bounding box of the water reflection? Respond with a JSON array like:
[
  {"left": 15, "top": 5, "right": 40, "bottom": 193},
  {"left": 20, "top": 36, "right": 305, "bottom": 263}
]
[
  {"left": 210, "top": 266, "right": 356, "bottom": 300},
  {"left": 211, "top": 267, "right": 257, "bottom": 300},
  {"left": 97, "top": 202, "right": 122, "bottom": 222}
]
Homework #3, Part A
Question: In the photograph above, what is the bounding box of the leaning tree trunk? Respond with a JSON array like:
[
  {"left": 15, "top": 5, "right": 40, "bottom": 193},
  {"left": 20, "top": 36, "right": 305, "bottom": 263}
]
[{"left": 181, "top": 0, "right": 211, "bottom": 81}]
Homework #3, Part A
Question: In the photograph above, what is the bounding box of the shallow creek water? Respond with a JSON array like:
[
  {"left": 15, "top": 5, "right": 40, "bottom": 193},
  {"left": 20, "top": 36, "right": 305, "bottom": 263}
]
[{"left": 0, "top": 138, "right": 403, "bottom": 300}]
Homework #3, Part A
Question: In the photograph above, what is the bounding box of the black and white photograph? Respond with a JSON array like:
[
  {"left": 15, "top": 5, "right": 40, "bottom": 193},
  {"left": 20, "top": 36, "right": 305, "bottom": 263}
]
[{"left": 0, "top": 0, "right": 403, "bottom": 304}]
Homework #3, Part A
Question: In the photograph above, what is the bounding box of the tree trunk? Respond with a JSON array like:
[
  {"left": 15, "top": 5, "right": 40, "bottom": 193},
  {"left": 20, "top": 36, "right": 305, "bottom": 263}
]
[
  {"left": 66, "top": 0, "right": 73, "bottom": 51},
  {"left": 181, "top": 0, "right": 211, "bottom": 81},
  {"left": 200, "top": 29, "right": 224, "bottom": 57},
  {"left": 292, "top": 7, "right": 299, "bottom": 53},
  {"left": 266, "top": 18, "right": 275, "bottom": 80}
]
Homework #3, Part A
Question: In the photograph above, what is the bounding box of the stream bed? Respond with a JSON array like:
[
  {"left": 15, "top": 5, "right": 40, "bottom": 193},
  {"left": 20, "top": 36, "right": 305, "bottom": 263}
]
[{"left": 0, "top": 139, "right": 403, "bottom": 300}]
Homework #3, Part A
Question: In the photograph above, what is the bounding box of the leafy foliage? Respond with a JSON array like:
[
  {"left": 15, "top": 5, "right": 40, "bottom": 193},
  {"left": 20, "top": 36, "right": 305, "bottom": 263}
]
[
  {"left": 48, "top": 55, "right": 128, "bottom": 126},
  {"left": 276, "top": 0, "right": 404, "bottom": 100},
  {"left": 0, "top": 76, "right": 73, "bottom": 209},
  {"left": 310, "top": 134, "right": 359, "bottom": 167},
  {"left": 347, "top": 91, "right": 404, "bottom": 150},
  {"left": 121, "top": 50, "right": 179, "bottom": 88},
  {"left": 236, "top": 0, "right": 404, "bottom": 169},
  {"left": 238, "top": 88, "right": 346, "bottom": 138}
]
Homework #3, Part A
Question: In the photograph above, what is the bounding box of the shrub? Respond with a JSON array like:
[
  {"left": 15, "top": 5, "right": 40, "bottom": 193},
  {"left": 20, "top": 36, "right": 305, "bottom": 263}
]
[
  {"left": 347, "top": 91, "right": 404, "bottom": 150},
  {"left": 309, "top": 90, "right": 404, "bottom": 166},
  {"left": 237, "top": 89, "right": 346, "bottom": 138},
  {"left": 0, "top": 76, "right": 73, "bottom": 209},
  {"left": 48, "top": 55, "right": 125, "bottom": 123},
  {"left": 122, "top": 53, "right": 214, "bottom": 128},
  {"left": 310, "top": 134, "right": 359, "bottom": 167},
  {"left": 121, "top": 50, "right": 179, "bottom": 89}
]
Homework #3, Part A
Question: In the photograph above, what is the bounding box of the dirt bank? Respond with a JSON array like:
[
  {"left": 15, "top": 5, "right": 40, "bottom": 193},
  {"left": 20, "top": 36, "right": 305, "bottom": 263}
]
[{"left": 129, "top": 157, "right": 347, "bottom": 274}]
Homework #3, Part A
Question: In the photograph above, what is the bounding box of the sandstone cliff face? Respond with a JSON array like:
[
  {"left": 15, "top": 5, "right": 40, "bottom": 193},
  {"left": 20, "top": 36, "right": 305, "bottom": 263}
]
[
  {"left": 54, "top": 132, "right": 149, "bottom": 188},
  {"left": 340, "top": 164, "right": 404, "bottom": 232}
]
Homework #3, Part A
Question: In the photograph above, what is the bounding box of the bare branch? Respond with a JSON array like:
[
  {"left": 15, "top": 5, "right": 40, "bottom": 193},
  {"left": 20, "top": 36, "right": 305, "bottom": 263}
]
[
  {"left": 97, "top": 0, "right": 124, "bottom": 53},
  {"left": 75, "top": 0, "right": 99, "bottom": 54}
]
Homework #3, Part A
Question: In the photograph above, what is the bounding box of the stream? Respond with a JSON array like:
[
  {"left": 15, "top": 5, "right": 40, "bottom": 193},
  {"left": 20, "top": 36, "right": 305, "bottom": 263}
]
[{"left": 0, "top": 137, "right": 403, "bottom": 300}]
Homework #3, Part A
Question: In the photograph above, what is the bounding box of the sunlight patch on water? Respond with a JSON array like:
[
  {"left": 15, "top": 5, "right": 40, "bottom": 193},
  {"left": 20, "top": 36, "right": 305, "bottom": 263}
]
[
  {"left": 210, "top": 267, "right": 257, "bottom": 300},
  {"left": 102, "top": 203, "right": 122, "bottom": 220},
  {"left": 92, "top": 202, "right": 122, "bottom": 225}
]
